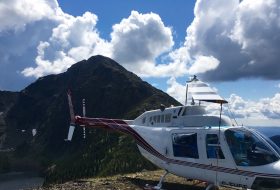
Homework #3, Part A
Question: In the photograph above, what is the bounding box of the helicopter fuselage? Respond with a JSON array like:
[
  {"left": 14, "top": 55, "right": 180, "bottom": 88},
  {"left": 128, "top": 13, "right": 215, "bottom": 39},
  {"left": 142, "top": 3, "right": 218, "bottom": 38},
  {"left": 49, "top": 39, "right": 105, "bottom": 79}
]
[
  {"left": 75, "top": 105, "right": 280, "bottom": 189},
  {"left": 127, "top": 105, "right": 280, "bottom": 189}
]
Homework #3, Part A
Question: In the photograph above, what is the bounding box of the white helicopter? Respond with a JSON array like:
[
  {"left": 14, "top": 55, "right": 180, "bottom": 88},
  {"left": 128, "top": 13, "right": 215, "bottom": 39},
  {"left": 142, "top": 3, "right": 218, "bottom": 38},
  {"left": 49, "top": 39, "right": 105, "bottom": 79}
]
[{"left": 66, "top": 76, "right": 280, "bottom": 190}]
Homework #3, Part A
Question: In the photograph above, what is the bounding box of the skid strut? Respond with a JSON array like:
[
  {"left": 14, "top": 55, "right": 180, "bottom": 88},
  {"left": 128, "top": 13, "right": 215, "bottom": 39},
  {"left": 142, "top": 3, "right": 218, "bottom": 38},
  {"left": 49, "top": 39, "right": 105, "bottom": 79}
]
[
  {"left": 145, "top": 170, "right": 169, "bottom": 190},
  {"left": 205, "top": 183, "right": 219, "bottom": 190}
]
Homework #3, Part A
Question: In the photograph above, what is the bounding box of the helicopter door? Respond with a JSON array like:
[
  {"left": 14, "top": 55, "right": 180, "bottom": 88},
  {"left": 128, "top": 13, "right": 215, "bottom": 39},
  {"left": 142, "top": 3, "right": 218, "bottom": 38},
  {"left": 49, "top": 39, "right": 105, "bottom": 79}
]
[
  {"left": 205, "top": 134, "right": 225, "bottom": 160},
  {"left": 204, "top": 134, "right": 226, "bottom": 183}
]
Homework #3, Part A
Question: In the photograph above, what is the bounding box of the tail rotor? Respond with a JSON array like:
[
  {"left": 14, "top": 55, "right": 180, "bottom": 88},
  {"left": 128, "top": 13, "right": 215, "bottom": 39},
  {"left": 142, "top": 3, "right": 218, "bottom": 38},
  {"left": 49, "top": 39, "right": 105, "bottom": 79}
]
[{"left": 82, "top": 98, "right": 86, "bottom": 140}]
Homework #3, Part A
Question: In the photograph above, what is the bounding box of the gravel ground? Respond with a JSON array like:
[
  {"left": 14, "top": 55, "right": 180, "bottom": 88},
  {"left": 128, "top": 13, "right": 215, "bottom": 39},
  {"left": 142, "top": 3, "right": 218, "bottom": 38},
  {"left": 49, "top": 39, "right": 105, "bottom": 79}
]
[{"left": 30, "top": 170, "right": 232, "bottom": 190}]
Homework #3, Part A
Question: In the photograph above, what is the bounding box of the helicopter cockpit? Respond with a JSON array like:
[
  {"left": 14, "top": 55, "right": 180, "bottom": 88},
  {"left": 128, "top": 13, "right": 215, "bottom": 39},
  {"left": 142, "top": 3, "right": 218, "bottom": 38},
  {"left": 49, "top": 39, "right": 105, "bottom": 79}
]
[{"left": 225, "top": 127, "right": 280, "bottom": 167}]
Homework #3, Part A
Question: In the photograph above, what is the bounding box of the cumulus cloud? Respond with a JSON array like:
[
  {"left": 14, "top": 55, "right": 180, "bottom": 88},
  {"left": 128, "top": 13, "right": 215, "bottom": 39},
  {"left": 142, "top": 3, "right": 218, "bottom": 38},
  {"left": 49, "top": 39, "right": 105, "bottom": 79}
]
[
  {"left": 166, "top": 77, "right": 186, "bottom": 104},
  {"left": 258, "top": 94, "right": 280, "bottom": 119},
  {"left": 0, "top": 0, "right": 64, "bottom": 90},
  {"left": 1, "top": 0, "right": 186, "bottom": 86},
  {"left": 0, "top": 0, "right": 58, "bottom": 32},
  {"left": 167, "top": 77, "right": 280, "bottom": 119},
  {"left": 22, "top": 11, "right": 111, "bottom": 77},
  {"left": 170, "top": 0, "right": 280, "bottom": 81},
  {"left": 23, "top": 10, "right": 182, "bottom": 78},
  {"left": 188, "top": 55, "right": 220, "bottom": 75},
  {"left": 111, "top": 11, "right": 181, "bottom": 77}
]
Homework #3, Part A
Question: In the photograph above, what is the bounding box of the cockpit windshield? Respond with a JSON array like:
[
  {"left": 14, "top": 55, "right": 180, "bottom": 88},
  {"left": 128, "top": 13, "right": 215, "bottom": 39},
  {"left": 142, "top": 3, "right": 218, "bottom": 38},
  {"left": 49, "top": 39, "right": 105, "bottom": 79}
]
[
  {"left": 225, "top": 128, "right": 279, "bottom": 166},
  {"left": 252, "top": 127, "right": 280, "bottom": 150}
]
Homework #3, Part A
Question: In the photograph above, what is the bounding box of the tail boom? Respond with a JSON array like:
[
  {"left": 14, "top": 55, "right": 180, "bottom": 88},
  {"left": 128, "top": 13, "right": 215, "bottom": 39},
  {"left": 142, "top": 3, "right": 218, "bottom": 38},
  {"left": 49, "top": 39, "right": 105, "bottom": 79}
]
[{"left": 75, "top": 116, "right": 131, "bottom": 131}]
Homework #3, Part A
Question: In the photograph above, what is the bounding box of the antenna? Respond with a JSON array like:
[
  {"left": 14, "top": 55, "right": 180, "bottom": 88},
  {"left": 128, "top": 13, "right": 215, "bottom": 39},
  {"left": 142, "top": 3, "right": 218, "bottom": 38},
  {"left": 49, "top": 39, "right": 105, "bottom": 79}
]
[
  {"left": 185, "top": 83, "right": 188, "bottom": 105},
  {"left": 216, "top": 102, "right": 223, "bottom": 186},
  {"left": 82, "top": 98, "right": 86, "bottom": 139}
]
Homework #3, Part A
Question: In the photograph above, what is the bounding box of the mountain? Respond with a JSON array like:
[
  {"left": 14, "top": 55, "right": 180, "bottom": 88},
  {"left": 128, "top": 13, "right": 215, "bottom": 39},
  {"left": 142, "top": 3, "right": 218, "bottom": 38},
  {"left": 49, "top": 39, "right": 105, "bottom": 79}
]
[
  {"left": 0, "top": 91, "right": 19, "bottom": 172},
  {"left": 0, "top": 91, "right": 19, "bottom": 147},
  {"left": 0, "top": 90, "right": 19, "bottom": 145},
  {"left": 0, "top": 91, "right": 19, "bottom": 137},
  {"left": 3, "top": 55, "right": 180, "bottom": 182},
  {"left": 0, "top": 91, "right": 19, "bottom": 113}
]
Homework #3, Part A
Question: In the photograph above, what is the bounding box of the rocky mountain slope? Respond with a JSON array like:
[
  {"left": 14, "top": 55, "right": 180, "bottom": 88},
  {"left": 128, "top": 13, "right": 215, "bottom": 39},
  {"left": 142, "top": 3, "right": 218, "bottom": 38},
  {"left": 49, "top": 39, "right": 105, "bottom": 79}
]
[{"left": 2, "top": 55, "right": 180, "bottom": 182}]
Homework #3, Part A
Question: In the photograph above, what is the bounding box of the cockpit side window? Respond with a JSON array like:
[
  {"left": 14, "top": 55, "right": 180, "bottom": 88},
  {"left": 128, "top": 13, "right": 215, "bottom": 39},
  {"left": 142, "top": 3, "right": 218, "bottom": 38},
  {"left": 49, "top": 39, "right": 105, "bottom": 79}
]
[
  {"left": 172, "top": 133, "right": 199, "bottom": 159},
  {"left": 206, "top": 134, "right": 225, "bottom": 159},
  {"left": 225, "top": 128, "right": 278, "bottom": 166}
]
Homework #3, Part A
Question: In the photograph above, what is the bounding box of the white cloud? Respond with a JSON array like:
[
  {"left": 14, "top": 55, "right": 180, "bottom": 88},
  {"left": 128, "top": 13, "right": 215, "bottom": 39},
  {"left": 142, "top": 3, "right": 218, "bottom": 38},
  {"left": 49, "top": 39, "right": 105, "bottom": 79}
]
[
  {"left": 22, "top": 11, "right": 111, "bottom": 77},
  {"left": 0, "top": 0, "right": 59, "bottom": 32},
  {"left": 169, "top": 0, "right": 280, "bottom": 81},
  {"left": 188, "top": 55, "right": 220, "bottom": 75},
  {"left": 166, "top": 77, "right": 186, "bottom": 104},
  {"left": 0, "top": 0, "right": 66, "bottom": 90},
  {"left": 226, "top": 93, "right": 280, "bottom": 119},
  {"left": 111, "top": 11, "right": 181, "bottom": 77},
  {"left": 258, "top": 94, "right": 280, "bottom": 119},
  {"left": 21, "top": 9, "right": 190, "bottom": 79}
]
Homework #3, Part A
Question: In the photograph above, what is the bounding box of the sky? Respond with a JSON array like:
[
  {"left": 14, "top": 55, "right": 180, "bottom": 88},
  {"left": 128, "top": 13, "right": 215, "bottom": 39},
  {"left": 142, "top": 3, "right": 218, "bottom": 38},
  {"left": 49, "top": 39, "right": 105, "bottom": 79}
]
[{"left": 0, "top": 0, "right": 280, "bottom": 121}]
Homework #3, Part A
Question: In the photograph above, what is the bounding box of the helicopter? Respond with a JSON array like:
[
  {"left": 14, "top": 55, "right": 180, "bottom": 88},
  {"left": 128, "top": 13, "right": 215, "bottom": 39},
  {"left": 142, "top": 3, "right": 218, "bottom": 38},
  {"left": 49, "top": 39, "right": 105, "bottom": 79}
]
[{"left": 66, "top": 75, "right": 280, "bottom": 190}]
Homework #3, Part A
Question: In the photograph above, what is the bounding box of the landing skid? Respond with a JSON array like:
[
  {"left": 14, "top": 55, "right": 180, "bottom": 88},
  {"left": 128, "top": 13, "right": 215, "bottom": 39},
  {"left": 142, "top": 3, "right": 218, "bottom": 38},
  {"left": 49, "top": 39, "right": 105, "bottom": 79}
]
[{"left": 144, "top": 170, "right": 169, "bottom": 190}]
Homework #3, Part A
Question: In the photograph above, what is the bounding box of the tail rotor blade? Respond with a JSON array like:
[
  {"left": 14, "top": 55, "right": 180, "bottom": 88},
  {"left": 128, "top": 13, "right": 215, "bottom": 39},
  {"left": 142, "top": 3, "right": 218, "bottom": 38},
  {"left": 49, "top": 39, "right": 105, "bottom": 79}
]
[
  {"left": 66, "top": 90, "right": 76, "bottom": 141},
  {"left": 66, "top": 125, "right": 75, "bottom": 141},
  {"left": 67, "top": 90, "right": 75, "bottom": 124}
]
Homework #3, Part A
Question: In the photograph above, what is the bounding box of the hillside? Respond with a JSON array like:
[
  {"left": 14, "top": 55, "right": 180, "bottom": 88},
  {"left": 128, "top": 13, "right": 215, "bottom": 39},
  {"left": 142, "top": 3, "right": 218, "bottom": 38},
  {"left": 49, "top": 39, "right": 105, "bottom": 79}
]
[
  {"left": 0, "top": 91, "right": 19, "bottom": 172},
  {"left": 0, "top": 91, "right": 19, "bottom": 141},
  {"left": 0, "top": 91, "right": 19, "bottom": 113},
  {"left": 3, "top": 55, "right": 180, "bottom": 182}
]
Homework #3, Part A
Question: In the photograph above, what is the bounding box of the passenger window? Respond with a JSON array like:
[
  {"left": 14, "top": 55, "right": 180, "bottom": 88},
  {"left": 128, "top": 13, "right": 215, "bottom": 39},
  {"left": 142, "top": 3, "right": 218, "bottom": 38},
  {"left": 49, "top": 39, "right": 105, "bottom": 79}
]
[
  {"left": 165, "top": 114, "right": 171, "bottom": 123},
  {"left": 153, "top": 116, "right": 157, "bottom": 123},
  {"left": 206, "top": 134, "right": 225, "bottom": 159},
  {"left": 161, "top": 115, "right": 164, "bottom": 123},
  {"left": 157, "top": 115, "right": 160, "bottom": 123},
  {"left": 172, "top": 133, "right": 199, "bottom": 159},
  {"left": 142, "top": 117, "right": 146, "bottom": 124}
]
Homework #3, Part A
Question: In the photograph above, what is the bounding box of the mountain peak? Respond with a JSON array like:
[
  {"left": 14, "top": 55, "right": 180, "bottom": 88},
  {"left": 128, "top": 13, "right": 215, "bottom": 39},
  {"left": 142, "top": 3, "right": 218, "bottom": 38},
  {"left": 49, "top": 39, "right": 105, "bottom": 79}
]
[
  {"left": 4, "top": 55, "right": 180, "bottom": 181},
  {"left": 67, "top": 55, "right": 126, "bottom": 74}
]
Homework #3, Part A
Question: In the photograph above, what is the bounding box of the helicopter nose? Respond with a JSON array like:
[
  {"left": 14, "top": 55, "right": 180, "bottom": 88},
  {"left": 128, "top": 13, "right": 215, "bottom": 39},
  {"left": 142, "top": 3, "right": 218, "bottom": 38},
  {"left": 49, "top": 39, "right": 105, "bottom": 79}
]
[{"left": 251, "top": 161, "right": 280, "bottom": 189}]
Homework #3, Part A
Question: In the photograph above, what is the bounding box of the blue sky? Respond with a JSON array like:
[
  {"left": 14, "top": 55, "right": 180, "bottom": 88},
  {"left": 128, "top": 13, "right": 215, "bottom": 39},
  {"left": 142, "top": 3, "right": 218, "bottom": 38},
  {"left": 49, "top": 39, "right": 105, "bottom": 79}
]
[{"left": 0, "top": 0, "right": 279, "bottom": 119}]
